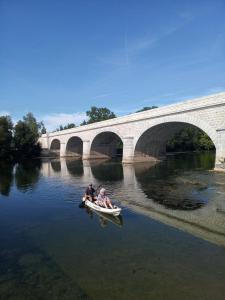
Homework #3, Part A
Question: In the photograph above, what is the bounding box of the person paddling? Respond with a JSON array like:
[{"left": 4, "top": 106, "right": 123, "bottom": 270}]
[
  {"left": 84, "top": 184, "right": 97, "bottom": 202},
  {"left": 96, "top": 188, "right": 114, "bottom": 209}
]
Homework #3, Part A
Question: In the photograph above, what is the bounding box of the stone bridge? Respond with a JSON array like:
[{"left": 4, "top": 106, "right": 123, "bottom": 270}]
[{"left": 39, "top": 92, "right": 225, "bottom": 170}]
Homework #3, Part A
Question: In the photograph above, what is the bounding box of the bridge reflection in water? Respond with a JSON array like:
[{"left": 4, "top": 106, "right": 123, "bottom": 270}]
[{"left": 41, "top": 157, "right": 225, "bottom": 248}]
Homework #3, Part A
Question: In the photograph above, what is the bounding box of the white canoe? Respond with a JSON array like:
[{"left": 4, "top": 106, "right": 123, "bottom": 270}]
[{"left": 83, "top": 198, "right": 122, "bottom": 216}]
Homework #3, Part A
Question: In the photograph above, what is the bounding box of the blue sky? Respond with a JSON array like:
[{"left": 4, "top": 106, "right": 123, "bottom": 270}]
[{"left": 1, "top": 0, "right": 225, "bottom": 130}]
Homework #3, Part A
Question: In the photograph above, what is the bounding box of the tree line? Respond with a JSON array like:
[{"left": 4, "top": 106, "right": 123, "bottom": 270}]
[
  {"left": 55, "top": 106, "right": 116, "bottom": 131},
  {"left": 0, "top": 113, "right": 45, "bottom": 160},
  {"left": 0, "top": 105, "right": 215, "bottom": 161}
]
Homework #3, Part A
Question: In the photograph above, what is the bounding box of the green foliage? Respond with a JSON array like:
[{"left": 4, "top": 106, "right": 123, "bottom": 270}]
[
  {"left": 56, "top": 123, "right": 76, "bottom": 131},
  {"left": 14, "top": 113, "right": 42, "bottom": 158},
  {"left": 166, "top": 127, "right": 215, "bottom": 152},
  {"left": 0, "top": 112, "right": 46, "bottom": 160},
  {"left": 136, "top": 106, "right": 158, "bottom": 113},
  {"left": 23, "top": 113, "right": 40, "bottom": 139},
  {"left": 40, "top": 121, "right": 47, "bottom": 134},
  {"left": 81, "top": 106, "right": 116, "bottom": 125},
  {"left": 0, "top": 116, "right": 13, "bottom": 158},
  {"left": 80, "top": 120, "right": 87, "bottom": 126}
]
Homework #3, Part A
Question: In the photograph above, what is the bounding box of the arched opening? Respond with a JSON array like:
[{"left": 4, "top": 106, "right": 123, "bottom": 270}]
[
  {"left": 90, "top": 132, "right": 123, "bottom": 159},
  {"left": 134, "top": 122, "right": 215, "bottom": 162},
  {"left": 50, "top": 139, "right": 60, "bottom": 155},
  {"left": 66, "top": 136, "right": 83, "bottom": 157}
]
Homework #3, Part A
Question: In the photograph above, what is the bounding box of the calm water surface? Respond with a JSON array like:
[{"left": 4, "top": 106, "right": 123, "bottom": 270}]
[{"left": 0, "top": 153, "right": 225, "bottom": 300}]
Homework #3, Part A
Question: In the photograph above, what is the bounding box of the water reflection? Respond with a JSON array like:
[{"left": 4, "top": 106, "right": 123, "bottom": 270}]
[
  {"left": 98, "top": 212, "right": 123, "bottom": 228},
  {"left": 1, "top": 153, "right": 225, "bottom": 300},
  {"left": 51, "top": 159, "right": 61, "bottom": 172},
  {"left": 135, "top": 159, "right": 207, "bottom": 210},
  {"left": 66, "top": 159, "right": 83, "bottom": 177},
  {"left": 90, "top": 159, "right": 123, "bottom": 181},
  {"left": 0, "top": 160, "right": 42, "bottom": 196},
  {"left": 15, "top": 160, "right": 41, "bottom": 192},
  {"left": 0, "top": 153, "right": 224, "bottom": 247},
  {"left": 80, "top": 204, "right": 124, "bottom": 228},
  {"left": 40, "top": 154, "right": 225, "bottom": 247},
  {"left": 0, "top": 161, "right": 14, "bottom": 196}
]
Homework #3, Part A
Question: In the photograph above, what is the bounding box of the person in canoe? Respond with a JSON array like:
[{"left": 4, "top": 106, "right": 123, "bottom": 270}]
[
  {"left": 84, "top": 184, "right": 97, "bottom": 202},
  {"left": 96, "top": 188, "right": 114, "bottom": 209}
]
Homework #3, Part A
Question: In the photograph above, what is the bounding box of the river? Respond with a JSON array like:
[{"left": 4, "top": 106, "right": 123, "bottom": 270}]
[{"left": 0, "top": 152, "right": 224, "bottom": 300}]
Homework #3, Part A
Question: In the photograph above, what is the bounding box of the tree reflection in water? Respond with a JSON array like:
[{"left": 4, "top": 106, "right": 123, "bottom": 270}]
[
  {"left": 15, "top": 160, "right": 41, "bottom": 192},
  {"left": 134, "top": 153, "right": 215, "bottom": 211},
  {"left": 0, "top": 161, "right": 14, "bottom": 196}
]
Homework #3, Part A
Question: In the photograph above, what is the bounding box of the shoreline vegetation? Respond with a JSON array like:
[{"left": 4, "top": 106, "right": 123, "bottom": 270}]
[
  {"left": 0, "top": 106, "right": 215, "bottom": 162},
  {"left": 0, "top": 113, "right": 45, "bottom": 162}
]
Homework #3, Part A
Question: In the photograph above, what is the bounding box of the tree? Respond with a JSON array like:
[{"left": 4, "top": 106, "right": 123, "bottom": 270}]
[
  {"left": 56, "top": 123, "right": 76, "bottom": 131},
  {"left": 23, "top": 113, "right": 41, "bottom": 139},
  {"left": 199, "top": 132, "right": 215, "bottom": 150},
  {"left": 64, "top": 123, "right": 75, "bottom": 129},
  {"left": 166, "top": 127, "right": 215, "bottom": 152},
  {"left": 0, "top": 116, "right": 13, "bottom": 158},
  {"left": 83, "top": 106, "right": 116, "bottom": 124},
  {"left": 136, "top": 106, "right": 158, "bottom": 113},
  {"left": 40, "top": 121, "right": 47, "bottom": 134},
  {"left": 80, "top": 120, "right": 87, "bottom": 126},
  {"left": 14, "top": 113, "right": 41, "bottom": 157}
]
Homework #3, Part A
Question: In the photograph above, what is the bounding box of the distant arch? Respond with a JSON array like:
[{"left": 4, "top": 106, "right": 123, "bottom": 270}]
[
  {"left": 66, "top": 136, "right": 83, "bottom": 157},
  {"left": 50, "top": 139, "right": 60, "bottom": 155},
  {"left": 90, "top": 131, "right": 123, "bottom": 159}
]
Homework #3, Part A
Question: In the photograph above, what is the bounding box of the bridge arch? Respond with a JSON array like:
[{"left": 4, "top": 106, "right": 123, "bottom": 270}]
[
  {"left": 66, "top": 136, "right": 83, "bottom": 157},
  {"left": 50, "top": 139, "right": 60, "bottom": 155},
  {"left": 134, "top": 115, "right": 217, "bottom": 162},
  {"left": 90, "top": 131, "right": 123, "bottom": 159}
]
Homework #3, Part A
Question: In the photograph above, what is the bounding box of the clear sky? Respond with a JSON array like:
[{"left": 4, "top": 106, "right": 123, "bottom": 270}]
[{"left": 1, "top": 0, "right": 225, "bottom": 130}]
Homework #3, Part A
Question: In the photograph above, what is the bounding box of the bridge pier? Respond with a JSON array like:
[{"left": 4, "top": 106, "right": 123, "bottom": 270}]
[
  {"left": 215, "top": 129, "right": 225, "bottom": 171},
  {"left": 122, "top": 137, "right": 134, "bottom": 164},
  {"left": 82, "top": 140, "right": 91, "bottom": 160},
  {"left": 59, "top": 142, "right": 66, "bottom": 157}
]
